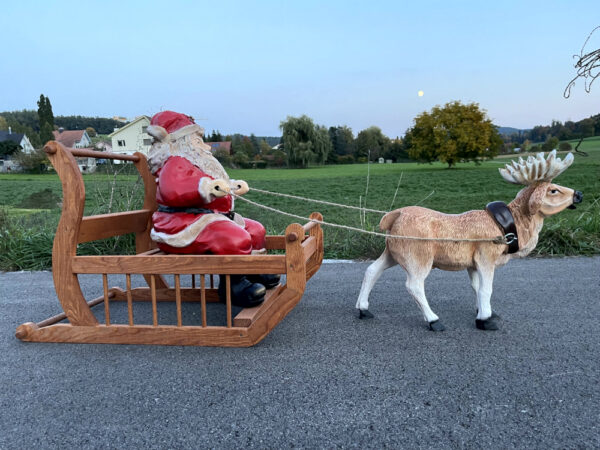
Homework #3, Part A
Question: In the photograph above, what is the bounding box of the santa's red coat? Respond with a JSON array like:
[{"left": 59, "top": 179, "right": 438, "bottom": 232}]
[{"left": 151, "top": 156, "right": 266, "bottom": 255}]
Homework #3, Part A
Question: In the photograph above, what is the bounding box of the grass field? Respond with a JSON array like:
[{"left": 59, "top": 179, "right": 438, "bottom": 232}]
[{"left": 1, "top": 141, "right": 599, "bottom": 270}]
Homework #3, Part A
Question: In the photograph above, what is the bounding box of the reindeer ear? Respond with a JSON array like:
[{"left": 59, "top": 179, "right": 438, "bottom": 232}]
[{"left": 528, "top": 184, "right": 547, "bottom": 216}]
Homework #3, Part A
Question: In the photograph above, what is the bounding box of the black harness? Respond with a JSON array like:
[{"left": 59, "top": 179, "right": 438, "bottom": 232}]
[
  {"left": 157, "top": 205, "right": 235, "bottom": 220},
  {"left": 485, "top": 201, "right": 519, "bottom": 254}
]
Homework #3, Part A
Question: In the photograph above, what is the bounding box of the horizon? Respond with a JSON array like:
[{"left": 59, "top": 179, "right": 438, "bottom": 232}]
[{"left": 1, "top": 1, "right": 598, "bottom": 137}]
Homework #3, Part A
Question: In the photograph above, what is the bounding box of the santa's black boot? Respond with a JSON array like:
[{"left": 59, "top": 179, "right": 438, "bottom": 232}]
[
  {"left": 218, "top": 275, "right": 266, "bottom": 308},
  {"left": 246, "top": 274, "right": 281, "bottom": 289}
]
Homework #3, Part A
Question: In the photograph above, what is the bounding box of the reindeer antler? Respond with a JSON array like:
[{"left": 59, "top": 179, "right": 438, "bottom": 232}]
[{"left": 499, "top": 150, "right": 574, "bottom": 185}]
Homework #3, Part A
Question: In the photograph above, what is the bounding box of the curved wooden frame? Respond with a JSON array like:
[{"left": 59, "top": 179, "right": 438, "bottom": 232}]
[{"left": 16, "top": 142, "right": 324, "bottom": 347}]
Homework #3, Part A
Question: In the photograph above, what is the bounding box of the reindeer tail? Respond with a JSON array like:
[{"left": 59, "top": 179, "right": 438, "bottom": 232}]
[{"left": 379, "top": 209, "right": 402, "bottom": 231}]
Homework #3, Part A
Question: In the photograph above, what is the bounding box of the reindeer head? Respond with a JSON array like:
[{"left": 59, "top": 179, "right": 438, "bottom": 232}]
[{"left": 500, "top": 150, "right": 583, "bottom": 217}]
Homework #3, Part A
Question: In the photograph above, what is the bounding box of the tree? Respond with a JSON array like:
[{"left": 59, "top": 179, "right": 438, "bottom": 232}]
[
  {"left": 280, "top": 115, "right": 331, "bottom": 168},
  {"left": 14, "top": 148, "right": 48, "bottom": 173},
  {"left": 259, "top": 139, "right": 271, "bottom": 154},
  {"left": 37, "top": 95, "right": 55, "bottom": 144},
  {"left": 0, "top": 116, "right": 7, "bottom": 130},
  {"left": 355, "top": 126, "right": 390, "bottom": 161},
  {"left": 328, "top": 126, "right": 355, "bottom": 155},
  {"left": 86, "top": 127, "right": 97, "bottom": 137},
  {"left": 249, "top": 134, "right": 260, "bottom": 155},
  {"left": 406, "top": 101, "right": 501, "bottom": 167},
  {"left": 0, "top": 140, "right": 20, "bottom": 158},
  {"left": 37, "top": 94, "right": 54, "bottom": 129},
  {"left": 39, "top": 122, "right": 54, "bottom": 145},
  {"left": 541, "top": 136, "right": 559, "bottom": 152}
]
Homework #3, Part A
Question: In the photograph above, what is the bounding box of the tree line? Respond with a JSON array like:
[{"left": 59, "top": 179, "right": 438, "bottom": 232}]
[
  {"left": 500, "top": 114, "right": 599, "bottom": 153},
  {"left": 278, "top": 101, "right": 502, "bottom": 168}
]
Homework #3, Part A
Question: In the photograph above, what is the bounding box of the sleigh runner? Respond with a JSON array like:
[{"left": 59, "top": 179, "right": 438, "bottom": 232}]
[{"left": 15, "top": 141, "right": 323, "bottom": 347}]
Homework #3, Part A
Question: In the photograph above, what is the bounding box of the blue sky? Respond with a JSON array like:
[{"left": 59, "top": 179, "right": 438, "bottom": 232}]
[{"left": 1, "top": 0, "right": 598, "bottom": 137}]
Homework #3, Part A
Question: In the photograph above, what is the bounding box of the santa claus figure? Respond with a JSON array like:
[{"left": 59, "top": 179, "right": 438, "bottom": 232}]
[{"left": 146, "top": 111, "right": 279, "bottom": 307}]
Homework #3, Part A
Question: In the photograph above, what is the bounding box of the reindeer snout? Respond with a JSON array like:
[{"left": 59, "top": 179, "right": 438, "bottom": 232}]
[{"left": 568, "top": 190, "right": 583, "bottom": 209}]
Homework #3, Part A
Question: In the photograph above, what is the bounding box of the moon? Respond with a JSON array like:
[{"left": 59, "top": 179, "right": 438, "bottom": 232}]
[{"left": 418, "top": 90, "right": 424, "bottom": 97}]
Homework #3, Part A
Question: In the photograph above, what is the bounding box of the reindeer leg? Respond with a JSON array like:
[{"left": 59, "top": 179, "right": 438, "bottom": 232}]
[
  {"left": 468, "top": 268, "right": 480, "bottom": 310},
  {"left": 469, "top": 268, "right": 501, "bottom": 321},
  {"left": 405, "top": 270, "right": 444, "bottom": 331},
  {"left": 356, "top": 249, "right": 396, "bottom": 319},
  {"left": 475, "top": 267, "right": 499, "bottom": 330}
]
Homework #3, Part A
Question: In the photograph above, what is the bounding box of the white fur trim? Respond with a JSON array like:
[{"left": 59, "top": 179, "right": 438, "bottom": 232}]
[
  {"left": 169, "top": 124, "right": 206, "bottom": 143},
  {"left": 198, "top": 177, "right": 214, "bottom": 203},
  {"left": 147, "top": 125, "right": 168, "bottom": 142},
  {"left": 150, "top": 213, "right": 230, "bottom": 248}
]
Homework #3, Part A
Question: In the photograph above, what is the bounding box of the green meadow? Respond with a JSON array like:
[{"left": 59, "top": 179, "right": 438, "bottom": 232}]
[{"left": 1, "top": 142, "right": 599, "bottom": 270}]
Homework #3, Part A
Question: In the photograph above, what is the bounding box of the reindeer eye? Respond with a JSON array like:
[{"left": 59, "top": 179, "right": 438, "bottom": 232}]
[{"left": 550, "top": 189, "right": 559, "bottom": 194}]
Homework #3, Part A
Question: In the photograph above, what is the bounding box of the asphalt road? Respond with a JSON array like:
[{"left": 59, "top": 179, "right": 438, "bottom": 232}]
[{"left": 1, "top": 257, "right": 599, "bottom": 449}]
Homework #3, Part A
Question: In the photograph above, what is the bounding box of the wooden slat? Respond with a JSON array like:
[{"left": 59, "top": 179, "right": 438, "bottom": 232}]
[
  {"left": 69, "top": 148, "right": 140, "bottom": 161},
  {"left": 126, "top": 274, "right": 134, "bottom": 326},
  {"left": 226, "top": 275, "right": 232, "bottom": 328},
  {"left": 233, "top": 284, "right": 285, "bottom": 327},
  {"left": 103, "top": 274, "right": 110, "bottom": 325},
  {"left": 302, "top": 236, "right": 317, "bottom": 262},
  {"left": 191, "top": 274, "right": 196, "bottom": 289},
  {"left": 303, "top": 220, "right": 320, "bottom": 233},
  {"left": 72, "top": 254, "right": 287, "bottom": 274},
  {"left": 175, "top": 274, "right": 182, "bottom": 327},
  {"left": 265, "top": 235, "right": 286, "bottom": 250},
  {"left": 110, "top": 287, "right": 220, "bottom": 302},
  {"left": 35, "top": 292, "right": 114, "bottom": 328},
  {"left": 201, "top": 275, "right": 207, "bottom": 327},
  {"left": 78, "top": 210, "right": 151, "bottom": 243},
  {"left": 16, "top": 323, "right": 254, "bottom": 347},
  {"left": 151, "top": 275, "right": 158, "bottom": 326}
]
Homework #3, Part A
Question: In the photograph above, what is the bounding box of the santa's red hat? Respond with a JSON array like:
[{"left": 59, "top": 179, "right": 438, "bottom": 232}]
[{"left": 147, "top": 110, "right": 204, "bottom": 142}]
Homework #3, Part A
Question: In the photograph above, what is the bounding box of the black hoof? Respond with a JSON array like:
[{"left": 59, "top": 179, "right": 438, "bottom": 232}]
[
  {"left": 476, "top": 310, "right": 501, "bottom": 319},
  {"left": 428, "top": 320, "right": 445, "bottom": 331},
  {"left": 358, "top": 309, "right": 374, "bottom": 319},
  {"left": 476, "top": 318, "right": 499, "bottom": 330}
]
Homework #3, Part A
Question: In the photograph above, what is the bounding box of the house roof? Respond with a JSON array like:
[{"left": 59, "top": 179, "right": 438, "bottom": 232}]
[
  {"left": 0, "top": 130, "right": 25, "bottom": 144},
  {"left": 53, "top": 130, "right": 85, "bottom": 148},
  {"left": 109, "top": 115, "right": 151, "bottom": 137}
]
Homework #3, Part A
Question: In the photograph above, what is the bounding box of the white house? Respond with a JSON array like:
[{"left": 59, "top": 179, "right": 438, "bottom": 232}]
[
  {"left": 0, "top": 128, "right": 35, "bottom": 172},
  {"left": 109, "top": 116, "right": 152, "bottom": 158},
  {"left": 0, "top": 128, "right": 35, "bottom": 153}
]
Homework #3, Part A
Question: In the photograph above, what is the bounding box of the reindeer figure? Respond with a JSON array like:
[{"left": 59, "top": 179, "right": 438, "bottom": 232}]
[{"left": 356, "top": 151, "right": 583, "bottom": 331}]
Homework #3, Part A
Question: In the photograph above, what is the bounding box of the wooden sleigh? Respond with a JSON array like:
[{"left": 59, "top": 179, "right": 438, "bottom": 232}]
[{"left": 15, "top": 142, "right": 324, "bottom": 347}]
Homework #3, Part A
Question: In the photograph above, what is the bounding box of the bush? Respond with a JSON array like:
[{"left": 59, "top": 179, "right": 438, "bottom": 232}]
[
  {"left": 337, "top": 155, "right": 355, "bottom": 164},
  {"left": 558, "top": 142, "right": 572, "bottom": 151}
]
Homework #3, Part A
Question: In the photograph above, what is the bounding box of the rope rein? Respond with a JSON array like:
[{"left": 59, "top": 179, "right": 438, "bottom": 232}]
[
  {"left": 247, "top": 187, "right": 389, "bottom": 214},
  {"left": 233, "top": 192, "right": 507, "bottom": 245}
]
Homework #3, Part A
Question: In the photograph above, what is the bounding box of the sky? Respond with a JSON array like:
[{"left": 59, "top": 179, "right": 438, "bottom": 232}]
[{"left": 1, "top": 0, "right": 598, "bottom": 137}]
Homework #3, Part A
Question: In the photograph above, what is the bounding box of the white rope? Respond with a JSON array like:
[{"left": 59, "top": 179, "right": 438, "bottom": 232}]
[
  {"left": 248, "top": 187, "right": 389, "bottom": 214},
  {"left": 234, "top": 194, "right": 506, "bottom": 244}
]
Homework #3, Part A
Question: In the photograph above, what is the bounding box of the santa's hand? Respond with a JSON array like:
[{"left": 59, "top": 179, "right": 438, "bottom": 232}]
[
  {"left": 199, "top": 178, "right": 230, "bottom": 201},
  {"left": 230, "top": 180, "right": 249, "bottom": 196}
]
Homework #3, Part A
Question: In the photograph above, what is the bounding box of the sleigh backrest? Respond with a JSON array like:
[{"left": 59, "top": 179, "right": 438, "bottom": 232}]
[{"left": 44, "top": 141, "right": 158, "bottom": 254}]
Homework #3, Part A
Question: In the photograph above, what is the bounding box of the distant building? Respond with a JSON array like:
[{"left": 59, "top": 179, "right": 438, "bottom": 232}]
[
  {"left": 0, "top": 128, "right": 35, "bottom": 153},
  {"left": 108, "top": 116, "right": 152, "bottom": 158},
  {"left": 0, "top": 128, "right": 35, "bottom": 172},
  {"left": 112, "top": 116, "right": 128, "bottom": 123},
  {"left": 53, "top": 129, "right": 92, "bottom": 148},
  {"left": 205, "top": 141, "right": 232, "bottom": 155}
]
